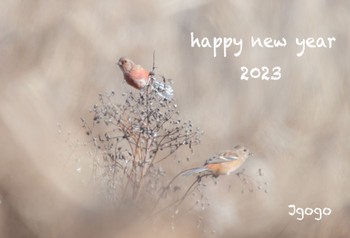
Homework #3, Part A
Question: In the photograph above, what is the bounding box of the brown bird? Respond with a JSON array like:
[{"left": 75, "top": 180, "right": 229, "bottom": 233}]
[{"left": 182, "top": 145, "right": 253, "bottom": 177}]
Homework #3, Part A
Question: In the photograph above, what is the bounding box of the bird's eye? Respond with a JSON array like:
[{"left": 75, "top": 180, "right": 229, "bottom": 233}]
[{"left": 243, "top": 149, "right": 247, "bottom": 152}]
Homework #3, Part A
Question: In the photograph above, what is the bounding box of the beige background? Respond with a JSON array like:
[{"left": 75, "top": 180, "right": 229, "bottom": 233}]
[{"left": 0, "top": 0, "right": 349, "bottom": 237}]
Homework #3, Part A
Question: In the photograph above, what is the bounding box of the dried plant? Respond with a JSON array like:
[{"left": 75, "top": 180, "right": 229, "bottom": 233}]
[
  {"left": 77, "top": 69, "right": 267, "bottom": 229},
  {"left": 80, "top": 76, "right": 202, "bottom": 215}
]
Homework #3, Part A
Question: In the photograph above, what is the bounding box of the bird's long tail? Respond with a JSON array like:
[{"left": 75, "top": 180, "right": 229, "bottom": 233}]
[
  {"left": 151, "top": 80, "right": 174, "bottom": 100},
  {"left": 181, "top": 167, "right": 210, "bottom": 176}
]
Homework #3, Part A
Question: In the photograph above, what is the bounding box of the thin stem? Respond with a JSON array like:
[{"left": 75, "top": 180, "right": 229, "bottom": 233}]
[
  {"left": 150, "top": 173, "right": 212, "bottom": 217},
  {"left": 152, "top": 51, "right": 156, "bottom": 72}
]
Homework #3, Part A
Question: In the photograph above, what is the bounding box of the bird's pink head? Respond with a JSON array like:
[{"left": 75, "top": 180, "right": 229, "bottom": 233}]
[{"left": 118, "top": 57, "right": 135, "bottom": 73}]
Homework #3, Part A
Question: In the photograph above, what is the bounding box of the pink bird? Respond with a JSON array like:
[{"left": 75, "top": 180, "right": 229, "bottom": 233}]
[{"left": 117, "top": 57, "right": 173, "bottom": 100}]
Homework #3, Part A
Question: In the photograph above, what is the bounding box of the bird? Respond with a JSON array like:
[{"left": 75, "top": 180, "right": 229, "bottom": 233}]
[
  {"left": 182, "top": 145, "right": 253, "bottom": 177},
  {"left": 117, "top": 57, "right": 173, "bottom": 100}
]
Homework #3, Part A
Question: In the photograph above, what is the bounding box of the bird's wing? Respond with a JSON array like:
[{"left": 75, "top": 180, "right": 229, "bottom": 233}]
[
  {"left": 204, "top": 151, "right": 239, "bottom": 165},
  {"left": 151, "top": 80, "right": 174, "bottom": 99}
]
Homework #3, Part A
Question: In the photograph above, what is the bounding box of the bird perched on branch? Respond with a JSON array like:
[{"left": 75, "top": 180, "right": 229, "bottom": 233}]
[
  {"left": 117, "top": 57, "right": 173, "bottom": 100},
  {"left": 182, "top": 145, "right": 253, "bottom": 177}
]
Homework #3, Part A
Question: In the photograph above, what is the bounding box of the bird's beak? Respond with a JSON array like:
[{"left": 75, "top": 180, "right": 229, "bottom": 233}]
[
  {"left": 249, "top": 152, "right": 254, "bottom": 157},
  {"left": 117, "top": 61, "right": 122, "bottom": 66}
]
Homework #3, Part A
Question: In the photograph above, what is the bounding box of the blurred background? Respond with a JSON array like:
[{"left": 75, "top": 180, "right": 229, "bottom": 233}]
[{"left": 0, "top": 0, "right": 350, "bottom": 237}]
